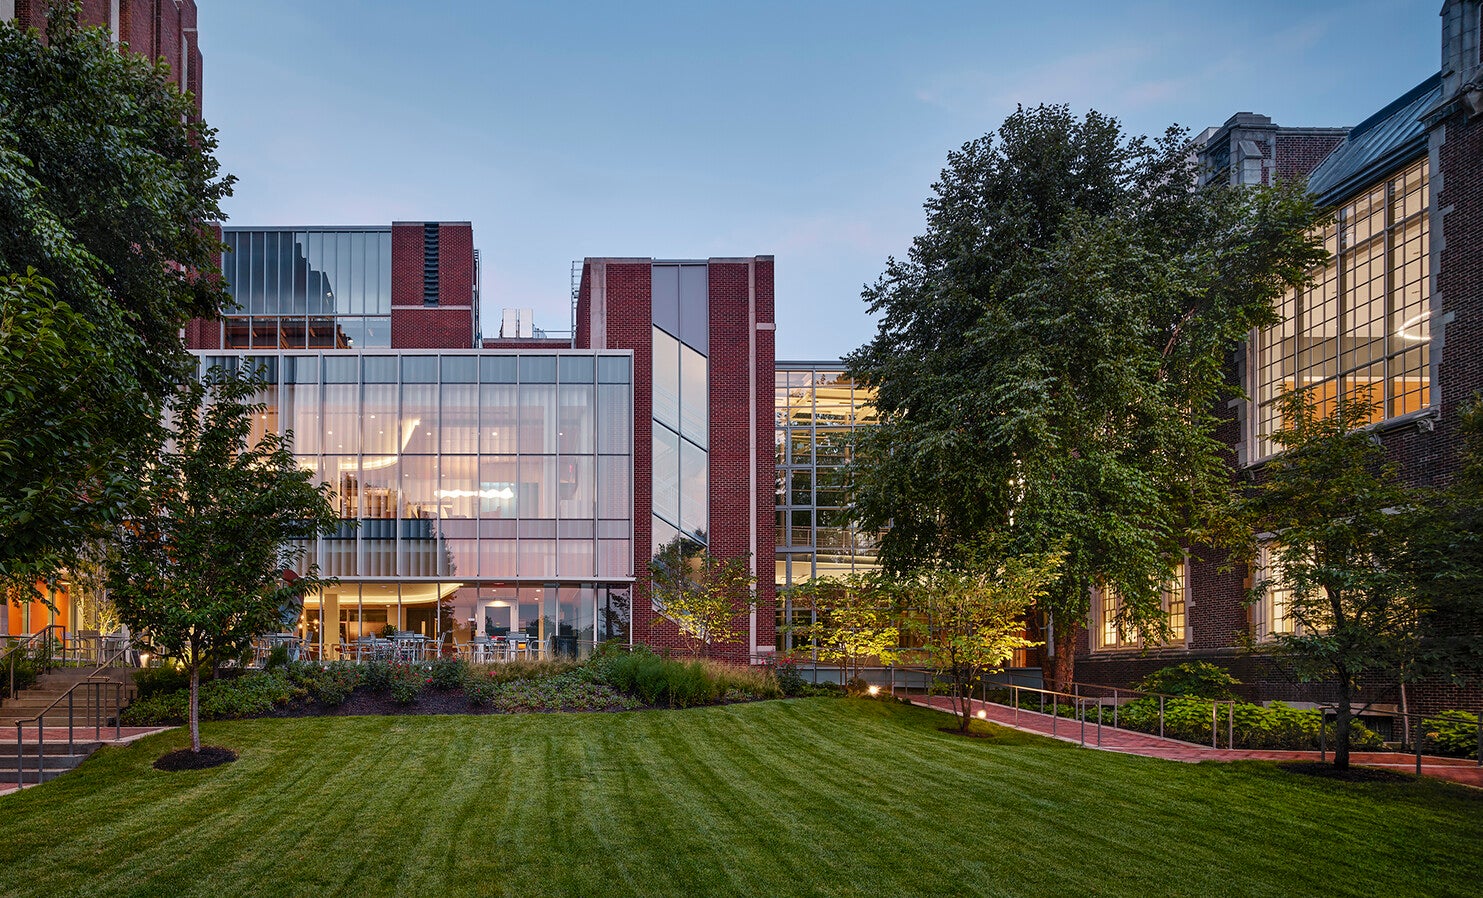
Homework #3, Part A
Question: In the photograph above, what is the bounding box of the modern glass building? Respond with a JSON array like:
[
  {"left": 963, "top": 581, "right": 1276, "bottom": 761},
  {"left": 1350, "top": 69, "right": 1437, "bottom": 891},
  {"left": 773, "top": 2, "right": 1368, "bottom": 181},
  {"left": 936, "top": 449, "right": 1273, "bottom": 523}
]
[
  {"left": 773, "top": 362, "right": 884, "bottom": 650},
  {"left": 215, "top": 227, "right": 394, "bottom": 350},
  {"left": 195, "top": 349, "right": 635, "bottom": 659}
]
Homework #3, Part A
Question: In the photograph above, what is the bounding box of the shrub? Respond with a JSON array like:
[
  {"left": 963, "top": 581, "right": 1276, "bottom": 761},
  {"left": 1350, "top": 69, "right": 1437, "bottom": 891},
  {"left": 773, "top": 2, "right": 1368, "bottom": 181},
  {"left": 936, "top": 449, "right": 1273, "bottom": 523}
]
[
  {"left": 463, "top": 669, "right": 639, "bottom": 713},
  {"left": 264, "top": 644, "right": 290, "bottom": 670},
  {"left": 3, "top": 654, "right": 39, "bottom": 697},
  {"left": 289, "top": 661, "right": 360, "bottom": 707},
  {"left": 1424, "top": 710, "right": 1481, "bottom": 759},
  {"left": 387, "top": 662, "right": 424, "bottom": 705},
  {"left": 1111, "top": 697, "right": 1385, "bottom": 750},
  {"left": 772, "top": 656, "right": 807, "bottom": 697},
  {"left": 133, "top": 665, "right": 191, "bottom": 700},
  {"left": 360, "top": 661, "right": 394, "bottom": 693},
  {"left": 1135, "top": 662, "right": 1242, "bottom": 700},
  {"left": 122, "top": 673, "right": 301, "bottom": 725},
  {"left": 428, "top": 657, "right": 467, "bottom": 691},
  {"left": 584, "top": 645, "right": 778, "bottom": 708}
]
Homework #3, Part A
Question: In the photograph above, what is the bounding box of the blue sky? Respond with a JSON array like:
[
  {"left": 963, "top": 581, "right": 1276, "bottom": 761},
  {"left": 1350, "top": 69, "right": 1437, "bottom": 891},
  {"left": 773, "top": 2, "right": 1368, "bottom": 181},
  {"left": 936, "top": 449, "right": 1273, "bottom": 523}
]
[{"left": 198, "top": 0, "right": 1441, "bottom": 360}]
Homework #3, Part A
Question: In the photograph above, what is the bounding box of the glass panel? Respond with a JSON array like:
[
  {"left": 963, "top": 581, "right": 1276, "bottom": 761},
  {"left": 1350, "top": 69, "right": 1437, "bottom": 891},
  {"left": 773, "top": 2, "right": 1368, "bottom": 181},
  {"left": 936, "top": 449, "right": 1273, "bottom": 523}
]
[
  {"left": 376, "top": 231, "right": 392, "bottom": 315},
  {"left": 558, "top": 355, "right": 594, "bottom": 383},
  {"left": 652, "top": 264, "right": 680, "bottom": 336},
  {"left": 440, "top": 383, "right": 479, "bottom": 454},
  {"left": 478, "top": 456, "right": 518, "bottom": 518},
  {"left": 558, "top": 541, "right": 595, "bottom": 579},
  {"left": 401, "top": 383, "right": 438, "bottom": 454},
  {"left": 519, "top": 355, "right": 557, "bottom": 384},
  {"left": 361, "top": 454, "right": 400, "bottom": 521},
  {"left": 519, "top": 384, "right": 557, "bottom": 454},
  {"left": 481, "top": 355, "right": 519, "bottom": 383},
  {"left": 653, "top": 327, "right": 680, "bottom": 433},
  {"left": 598, "top": 541, "right": 632, "bottom": 580},
  {"left": 282, "top": 382, "right": 319, "bottom": 455},
  {"left": 558, "top": 384, "right": 594, "bottom": 455},
  {"left": 518, "top": 456, "right": 556, "bottom": 518},
  {"left": 442, "top": 355, "right": 477, "bottom": 383},
  {"left": 479, "top": 540, "right": 517, "bottom": 579},
  {"left": 323, "top": 384, "right": 361, "bottom": 455},
  {"left": 480, "top": 384, "right": 519, "bottom": 454},
  {"left": 361, "top": 383, "right": 398, "bottom": 456},
  {"left": 363, "top": 355, "right": 398, "bottom": 383},
  {"left": 598, "top": 586, "right": 631, "bottom": 642},
  {"left": 402, "top": 356, "right": 438, "bottom": 383},
  {"left": 597, "top": 355, "right": 630, "bottom": 384},
  {"left": 680, "top": 437, "right": 707, "bottom": 539},
  {"left": 558, "top": 456, "right": 594, "bottom": 519},
  {"left": 598, "top": 455, "right": 630, "bottom": 519},
  {"left": 678, "top": 263, "right": 708, "bottom": 354},
  {"left": 653, "top": 427, "right": 680, "bottom": 529},
  {"left": 521, "top": 540, "right": 556, "bottom": 578},
  {"left": 679, "top": 343, "right": 707, "bottom": 447},
  {"left": 361, "top": 317, "right": 391, "bottom": 348},
  {"left": 439, "top": 456, "right": 479, "bottom": 520},
  {"left": 597, "top": 383, "right": 632, "bottom": 454}
]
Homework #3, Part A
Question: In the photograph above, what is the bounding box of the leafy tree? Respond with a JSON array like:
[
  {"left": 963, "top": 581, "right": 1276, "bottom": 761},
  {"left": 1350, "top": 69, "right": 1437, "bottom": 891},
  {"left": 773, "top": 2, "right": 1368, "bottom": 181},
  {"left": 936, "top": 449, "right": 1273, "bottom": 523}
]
[
  {"left": 905, "top": 543, "right": 1061, "bottom": 731},
  {"left": 1239, "top": 388, "right": 1422, "bottom": 770},
  {"left": 788, "top": 571, "right": 902, "bottom": 685},
  {"left": 0, "top": 6, "right": 233, "bottom": 591},
  {"left": 649, "top": 537, "right": 757, "bottom": 659},
  {"left": 846, "top": 105, "right": 1325, "bottom": 689},
  {"left": 106, "top": 367, "right": 337, "bottom": 753}
]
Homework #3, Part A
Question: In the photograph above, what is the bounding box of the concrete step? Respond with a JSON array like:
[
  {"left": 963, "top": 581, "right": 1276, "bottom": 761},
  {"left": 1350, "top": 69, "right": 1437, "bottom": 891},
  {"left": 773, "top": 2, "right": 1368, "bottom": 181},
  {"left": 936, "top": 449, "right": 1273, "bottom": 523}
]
[{"left": 0, "top": 748, "right": 101, "bottom": 771}]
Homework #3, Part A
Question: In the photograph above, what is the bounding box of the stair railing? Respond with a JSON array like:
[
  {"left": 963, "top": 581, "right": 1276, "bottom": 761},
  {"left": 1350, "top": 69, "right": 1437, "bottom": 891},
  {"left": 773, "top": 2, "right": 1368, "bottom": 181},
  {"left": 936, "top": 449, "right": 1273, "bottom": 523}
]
[
  {"left": 12, "top": 638, "right": 136, "bottom": 789},
  {"left": 1, "top": 625, "right": 70, "bottom": 705}
]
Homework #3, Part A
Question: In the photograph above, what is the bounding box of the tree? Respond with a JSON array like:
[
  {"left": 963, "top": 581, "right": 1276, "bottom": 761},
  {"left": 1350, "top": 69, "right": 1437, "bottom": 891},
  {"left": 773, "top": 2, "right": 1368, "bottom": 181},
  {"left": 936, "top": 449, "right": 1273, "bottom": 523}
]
[
  {"left": 648, "top": 537, "right": 757, "bottom": 659},
  {"left": 788, "top": 571, "right": 902, "bottom": 685},
  {"left": 846, "top": 105, "right": 1325, "bottom": 689},
  {"left": 0, "top": 6, "right": 233, "bottom": 591},
  {"left": 106, "top": 367, "right": 338, "bottom": 754},
  {"left": 1239, "top": 388, "right": 1422, "bottom": 770},
  {"left": 904, "top": 543, "right": 1061, "bottom": 731}
]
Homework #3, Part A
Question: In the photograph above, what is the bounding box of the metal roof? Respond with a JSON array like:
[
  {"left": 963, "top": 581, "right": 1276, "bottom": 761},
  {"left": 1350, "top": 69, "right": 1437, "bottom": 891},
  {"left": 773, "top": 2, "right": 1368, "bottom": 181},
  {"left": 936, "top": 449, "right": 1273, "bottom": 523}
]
[{"left": 1306, "top": 74, "right": 1440, "bottom": 206}]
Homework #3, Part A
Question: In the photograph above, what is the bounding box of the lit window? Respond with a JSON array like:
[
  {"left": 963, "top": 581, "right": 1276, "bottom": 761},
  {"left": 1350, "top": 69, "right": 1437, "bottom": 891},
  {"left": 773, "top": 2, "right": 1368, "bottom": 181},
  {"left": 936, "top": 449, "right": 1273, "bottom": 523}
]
[
  {"left": 1251, "top": 158, "right": 1431, "bottom": 459},
  {"left": 1255, "top": 544, "right": 1296, "bottom": 641},
  {"left": 1093, "top": 559, "right": 1189, "bottom": 650}
]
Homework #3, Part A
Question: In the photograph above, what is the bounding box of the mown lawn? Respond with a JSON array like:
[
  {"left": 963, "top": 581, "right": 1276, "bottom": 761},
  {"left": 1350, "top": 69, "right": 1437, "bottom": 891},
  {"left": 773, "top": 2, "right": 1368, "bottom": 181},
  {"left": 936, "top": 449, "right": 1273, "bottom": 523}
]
[{"left": 1, "top": 698, "right": 1479, "bottom": 897}]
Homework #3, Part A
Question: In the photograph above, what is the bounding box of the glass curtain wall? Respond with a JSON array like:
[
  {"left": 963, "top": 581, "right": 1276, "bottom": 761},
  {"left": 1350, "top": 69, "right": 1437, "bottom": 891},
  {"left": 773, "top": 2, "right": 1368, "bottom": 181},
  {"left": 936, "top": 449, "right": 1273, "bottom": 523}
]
[
  {"left": 1252, "top": 158, "right": 1431, "bottom": 458},
  {"left": 651, "top": 263, "right": 709, "bottom": 554},
  {"left": 773, "top": 364, "right": 884, "bottom": 650},
  {"left": 220, "top": 228, "right": 393, "bottom": 351},
  {"left": 194, "top": 350, "right": 635, "bottom": 658}
]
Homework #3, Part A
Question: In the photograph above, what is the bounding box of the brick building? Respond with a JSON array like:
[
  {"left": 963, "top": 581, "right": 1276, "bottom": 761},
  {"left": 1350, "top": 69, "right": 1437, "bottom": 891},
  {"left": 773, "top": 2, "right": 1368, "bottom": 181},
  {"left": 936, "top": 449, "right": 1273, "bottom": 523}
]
[{"left": 1076, "top": 1, "right": 1483, "bottom": 717}]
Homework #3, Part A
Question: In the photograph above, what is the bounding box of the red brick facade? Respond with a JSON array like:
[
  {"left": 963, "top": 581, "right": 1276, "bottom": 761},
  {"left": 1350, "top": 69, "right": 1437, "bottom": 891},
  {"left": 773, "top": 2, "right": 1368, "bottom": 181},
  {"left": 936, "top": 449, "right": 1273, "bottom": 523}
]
[
  {"left": 576, "top": 257, "right": 776, "bottom": 661},
  {"left": 388, "top": 221, "right": 478, "bottom": 350}
]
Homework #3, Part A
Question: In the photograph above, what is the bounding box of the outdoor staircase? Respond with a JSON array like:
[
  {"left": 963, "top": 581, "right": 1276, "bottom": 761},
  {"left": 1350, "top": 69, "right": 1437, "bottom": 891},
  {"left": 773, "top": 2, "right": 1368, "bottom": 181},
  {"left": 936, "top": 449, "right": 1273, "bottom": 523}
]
[{"left": 0, "top": 669, "right": 135, "bottom": 789}]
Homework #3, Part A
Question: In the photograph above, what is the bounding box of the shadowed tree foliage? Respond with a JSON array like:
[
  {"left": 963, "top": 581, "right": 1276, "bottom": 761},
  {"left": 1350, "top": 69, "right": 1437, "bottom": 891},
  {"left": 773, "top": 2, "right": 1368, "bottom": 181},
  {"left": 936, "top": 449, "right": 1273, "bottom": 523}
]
[
  {"left": 106, "top": 368, "right": 338, "bottom": 753},
  {"left": 846, "top": 104, "right": 1326, "bottom": 689},
  {"left": 0, "top": 5, "right": 233, "bottom": 592}
]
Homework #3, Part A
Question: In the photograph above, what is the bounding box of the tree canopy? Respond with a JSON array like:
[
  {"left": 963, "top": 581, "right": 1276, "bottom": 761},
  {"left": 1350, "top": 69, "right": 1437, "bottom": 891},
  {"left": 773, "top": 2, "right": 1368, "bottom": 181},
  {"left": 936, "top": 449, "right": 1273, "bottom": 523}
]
[
  {"left": 0, "top": 7, "right": 233, "bottom": 589},
  {"left": 846, "top": 104, "right": 1326, "bottom": 687},
  {"left": 648, "top": 537, "right": 757, "bottom": 659},
  {"left": 106, "top": 367, "right": 338, "bottom": 752}
]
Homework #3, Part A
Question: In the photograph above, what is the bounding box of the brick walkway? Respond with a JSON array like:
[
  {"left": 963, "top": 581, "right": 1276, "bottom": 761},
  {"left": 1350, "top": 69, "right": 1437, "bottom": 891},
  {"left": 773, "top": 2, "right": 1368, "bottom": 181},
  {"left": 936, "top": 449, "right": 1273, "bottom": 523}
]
[{"left": 911, "top": 696, "right": 1483, "bottom": 788}]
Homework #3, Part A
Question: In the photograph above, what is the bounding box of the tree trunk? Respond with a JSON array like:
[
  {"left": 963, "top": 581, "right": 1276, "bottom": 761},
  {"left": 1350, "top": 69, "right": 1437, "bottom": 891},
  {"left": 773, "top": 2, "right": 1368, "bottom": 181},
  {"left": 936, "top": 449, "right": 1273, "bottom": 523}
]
[
  {"left": 1046, "top": 639, "right": 1076, "bottom": 694},
  {"left": 189, "top": 665, "right": 201, "bottom": 753},
  {"left": 1333, "top": 676, "right": 1353, "bottom": 771}
]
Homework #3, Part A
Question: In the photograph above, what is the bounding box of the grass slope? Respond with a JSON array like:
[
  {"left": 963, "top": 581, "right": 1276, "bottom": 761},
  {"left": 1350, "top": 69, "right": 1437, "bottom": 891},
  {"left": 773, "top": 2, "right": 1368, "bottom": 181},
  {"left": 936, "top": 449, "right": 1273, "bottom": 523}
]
[{"left": 1, "top": 699, "right": 1479, "bottom": 897}]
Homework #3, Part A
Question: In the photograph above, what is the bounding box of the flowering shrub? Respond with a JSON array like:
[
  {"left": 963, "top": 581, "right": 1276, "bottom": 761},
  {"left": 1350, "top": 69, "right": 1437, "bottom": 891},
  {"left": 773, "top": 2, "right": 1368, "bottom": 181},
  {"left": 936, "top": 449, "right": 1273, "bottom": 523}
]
[
  {"left": 428, "top": 658, "right": 467, "bottom": 690},
  {"left": 122, "top": 673, "right": 302, "bottom": 725},
  {"left": 462, "top": 669, "right": 638, "bottom": 712}
]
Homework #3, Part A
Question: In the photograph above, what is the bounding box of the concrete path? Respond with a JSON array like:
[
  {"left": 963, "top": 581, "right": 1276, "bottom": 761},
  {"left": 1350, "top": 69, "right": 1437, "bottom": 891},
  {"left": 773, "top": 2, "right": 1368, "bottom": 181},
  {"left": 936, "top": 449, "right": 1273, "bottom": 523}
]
[{"left": 911, "top": 695, "right": 1483, "bottom": 788}]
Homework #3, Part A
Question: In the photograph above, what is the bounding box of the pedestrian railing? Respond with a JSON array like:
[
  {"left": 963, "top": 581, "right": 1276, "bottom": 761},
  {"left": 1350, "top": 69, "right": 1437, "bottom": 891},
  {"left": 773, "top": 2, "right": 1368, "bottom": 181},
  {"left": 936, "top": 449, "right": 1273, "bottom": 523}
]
[{"left": 12, "top": 640, "right": 136, "bottom": 789}]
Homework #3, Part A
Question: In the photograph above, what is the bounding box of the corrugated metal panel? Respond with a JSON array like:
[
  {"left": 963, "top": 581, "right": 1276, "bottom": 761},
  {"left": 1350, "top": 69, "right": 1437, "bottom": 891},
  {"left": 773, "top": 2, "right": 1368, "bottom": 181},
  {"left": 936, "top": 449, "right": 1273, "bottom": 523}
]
[{"left": 1307, "top": 75, "right": 1440, "bottom": 206}]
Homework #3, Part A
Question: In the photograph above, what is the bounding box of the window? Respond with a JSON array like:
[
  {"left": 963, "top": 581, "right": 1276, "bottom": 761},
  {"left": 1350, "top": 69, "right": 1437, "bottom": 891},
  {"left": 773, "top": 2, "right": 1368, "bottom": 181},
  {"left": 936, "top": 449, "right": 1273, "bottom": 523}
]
[
  {"left": 1250, "top": 158, "right": 1431, "bottom": 459},
  {"left": 1253, "top": 544, "right": 1296, "bottom": 642},
  {"left": 1092, "top": 560, "right": 1190, "bottom": 650}
]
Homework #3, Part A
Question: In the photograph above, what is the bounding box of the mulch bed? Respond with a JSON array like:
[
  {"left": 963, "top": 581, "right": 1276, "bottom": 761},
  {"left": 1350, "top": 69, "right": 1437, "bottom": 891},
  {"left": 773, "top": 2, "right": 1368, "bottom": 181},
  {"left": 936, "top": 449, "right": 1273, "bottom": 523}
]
[
  {"left": 266, "top": 689, "right": 488, "bottom": 718},
  {"left": 1278, "top": 761, "right": 1415, "bottom": 783},
  {"left": 153, "top": 746, "right": 238, "bottom": 771}
]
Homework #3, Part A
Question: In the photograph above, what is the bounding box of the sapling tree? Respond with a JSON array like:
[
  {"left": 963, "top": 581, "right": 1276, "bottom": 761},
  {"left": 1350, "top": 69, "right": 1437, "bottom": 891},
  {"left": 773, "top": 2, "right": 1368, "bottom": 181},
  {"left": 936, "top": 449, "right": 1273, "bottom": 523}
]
[
  {"left": 649, "top": 536, "right": 757, "bottom": 658},
  {"left": 1240, "top": 388, "right": 1421, "bottom": 770},
  {"left": 789, "top": 571, "right": 902, "bottom": 686},
  {"left": 106, "top": 366, "right": 338, "bottom": 753},
  {"left": 905, "top": 543, "right": 1061, "bottom": 731}
]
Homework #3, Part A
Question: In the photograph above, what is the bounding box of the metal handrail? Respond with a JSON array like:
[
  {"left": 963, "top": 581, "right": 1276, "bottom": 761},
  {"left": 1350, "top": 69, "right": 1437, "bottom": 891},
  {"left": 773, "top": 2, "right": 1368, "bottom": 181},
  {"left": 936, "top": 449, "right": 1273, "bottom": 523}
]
[
  {"left": 2, "top": 625, "right": 69, "bottom": 703},
  {"left": 12, "top": 639, "right": 136, "bottom": 789}
]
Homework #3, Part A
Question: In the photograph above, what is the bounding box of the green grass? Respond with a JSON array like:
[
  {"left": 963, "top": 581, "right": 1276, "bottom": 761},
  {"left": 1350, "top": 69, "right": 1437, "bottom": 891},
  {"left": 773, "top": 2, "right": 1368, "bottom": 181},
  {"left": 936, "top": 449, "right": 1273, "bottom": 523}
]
[{"left": 1, "top": 698, "right": 1479, "bottom": 897}]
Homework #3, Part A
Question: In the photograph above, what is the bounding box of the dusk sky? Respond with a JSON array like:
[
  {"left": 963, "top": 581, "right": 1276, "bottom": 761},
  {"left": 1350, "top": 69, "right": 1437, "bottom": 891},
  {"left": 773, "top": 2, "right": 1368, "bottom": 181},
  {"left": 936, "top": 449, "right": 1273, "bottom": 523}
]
[{"left": 198, "top": 1, "right": 1440, "bottom": 360}]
